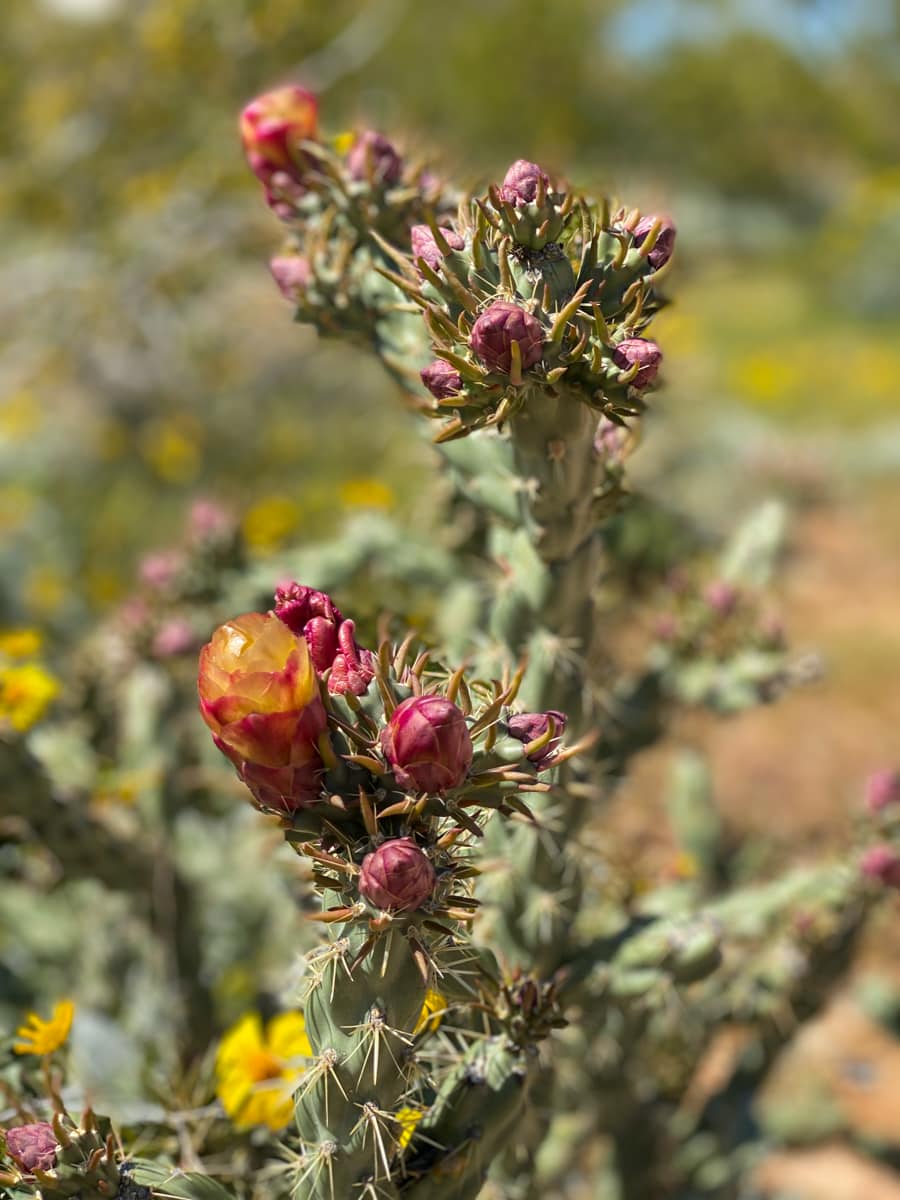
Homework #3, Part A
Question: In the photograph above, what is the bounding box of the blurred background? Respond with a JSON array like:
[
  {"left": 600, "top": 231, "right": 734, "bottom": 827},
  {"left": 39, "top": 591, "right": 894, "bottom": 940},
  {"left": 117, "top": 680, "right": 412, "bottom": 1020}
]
[{"left": 2, "top": 0, "right": 899, "bottom": 1195}]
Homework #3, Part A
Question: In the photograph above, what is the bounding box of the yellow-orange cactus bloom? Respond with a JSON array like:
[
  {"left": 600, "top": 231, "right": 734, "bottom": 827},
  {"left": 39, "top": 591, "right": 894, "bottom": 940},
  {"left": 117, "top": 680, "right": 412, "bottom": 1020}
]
[
  {"left": 216, "top": 1011, "right": 311, "bottom": 1133},
  {"left": 14, "top": 999, "right": 74, "bottom": 1056},
  {"left": 240, "top": 86, "right": 318, "bottom": 212},
  {"left": 198, "top": 612, "right": 327, "bottom": 813}
]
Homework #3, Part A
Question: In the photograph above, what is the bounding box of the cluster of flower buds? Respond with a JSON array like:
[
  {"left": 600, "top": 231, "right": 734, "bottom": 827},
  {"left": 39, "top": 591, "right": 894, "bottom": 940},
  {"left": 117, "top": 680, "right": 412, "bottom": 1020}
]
[
  {"left": 198, "top": 586, "right": 579, "bottom": 941},
  {"left": 647, "top": 575, "right": 795, "bottom": 713},
  {"left": 369, "top": 157, "right": 673, "bottom": 441},
  {"left": 240, "top": 85, "right": 455, "bottom": 344}
]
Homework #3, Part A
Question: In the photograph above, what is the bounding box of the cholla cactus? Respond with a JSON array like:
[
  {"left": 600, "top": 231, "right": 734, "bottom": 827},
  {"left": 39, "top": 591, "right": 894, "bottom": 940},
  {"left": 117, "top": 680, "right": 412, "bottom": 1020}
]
[{"left": 198, "top": 586, "right": 576, "bottom": 1198}]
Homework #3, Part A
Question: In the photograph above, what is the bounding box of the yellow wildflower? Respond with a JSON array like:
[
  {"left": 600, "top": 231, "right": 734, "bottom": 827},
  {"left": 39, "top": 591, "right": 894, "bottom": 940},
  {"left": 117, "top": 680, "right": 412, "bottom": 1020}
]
[
  {"left": 14, "top": 1000, "right": 74, "bottom": 1056},
  {"left": 216, "top": 1011, "right": 311, "bottom": 1133},
  {"left": 0, "top": 628, "right": 42, "bottom": 659},
  {"left": 395, "top": 1106, "right": 424, "bottom": 1150},
  {"left": 332, "top": 131, "right": 355, "bottom": 155},
  {"left": 0, "top": 663, "right": 59, "bottom": 732},
  {"left": 242, "top": 495, "right": 300, "bottom": 551},
  {"left": 339, "top": 477, "right": 395, "bottom": 511},
  {"left": 414, "top": 988, "right": 447, "bottom": 1036}
]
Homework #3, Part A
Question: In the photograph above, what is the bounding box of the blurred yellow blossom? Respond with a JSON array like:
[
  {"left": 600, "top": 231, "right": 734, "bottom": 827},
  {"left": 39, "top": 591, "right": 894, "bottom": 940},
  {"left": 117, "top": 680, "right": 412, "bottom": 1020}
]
[
  {"left": 339, "top": 477, "right": 395, "bottom": 510},
  {"left": 395, "top": 1106, "right": 425, "bottom": 1150},
  {"left": 332, "top": 131, "right": 355, "bottom": 155},
  {"left": 216, "top": 1011, "right": 311, "bottom": 1132},
  {"left": 242, "top": 495, "right": 300, "bottom": 551},
  {"left": 0, "top": 629, "right": 43, "bottom": 659},
  {"left": 0, "top": 663, "right": 59, "bottom": 732},
  {"left": 414, "top": 987, "right": 447, "bottom": 1036},
  {"left": 0, "top": 391, "right": 42, "bottom": 441},
  {"left": 14, "top": 1000, "right": 74, "bottom": 1056},
  {"left": 140, "top": 419, "right": 201, "bottom": 483}
]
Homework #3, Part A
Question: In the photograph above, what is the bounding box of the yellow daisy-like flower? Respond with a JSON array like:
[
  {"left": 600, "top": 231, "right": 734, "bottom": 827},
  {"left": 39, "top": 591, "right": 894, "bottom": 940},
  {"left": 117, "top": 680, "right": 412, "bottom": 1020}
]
[
  {"left": 414, "top": 988, "right": 447, "bottom": 1036},
  {"left": 0, "top": 663, "right": 59, "bottom": 732},
  {"left": 395, "top": 1106, "right": 425, "bottom": 1150},
  {"left": 0, "top": 628, "right": 42, "bottom": 659},
  {"left": 216, "top": 1011, "right": 311, "bottom": 1133},
  {"left": 14, "top": 999, "right": 75, "bottom": 1056}
]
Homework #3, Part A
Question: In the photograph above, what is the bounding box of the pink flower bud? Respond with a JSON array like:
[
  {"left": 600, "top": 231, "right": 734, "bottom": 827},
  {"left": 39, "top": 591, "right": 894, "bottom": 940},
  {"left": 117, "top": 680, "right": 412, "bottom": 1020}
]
[
  {"left": 152, "top": 618, "right": 195, "bottom": 659},
  {"left": 421, "top": 359, "right": 462, "bottom": 399},
  {"left": 704, "top": 580, "right": 739, "bottom": 617},
  {"left": 860, "top": 843, "right": 900, "bottom": 888},
  {"left": 359, "top": 837, "right": 436, "bottom": 911},
  {"left": 139, "top": 550, "right": 185, "bottom": 591},
  {"left": 593, "top": 416, "right": 628, "bottom": 463},
  {"left": 470, "top": 302, "right": 544, "bottom": 374},
  {"left": 4, "top": 1123, "right": 58, "bottom": 1174},
  {"left": 410, "top": 224, "right": 464, "bottom": 272},
  {"left": 240, "top": 86, "right": 318, "bottom": 200},
  {"left": 269, "top": 255, "right": 312, "bottom": 302},
  {"left": 506, "top": 710, "right": 567, "bottom": 769},
  {"left": 198, "top": 612, "right": 327, "bottom": 812},
  {"left": 273, "top": 582, "right": 374, "bottom": 696},
  {"left": 499, "top": 159, "right": 550, "bottom": 207},
  {"left": 612, "top": 338, "right": 662, "bottom": 389},
  {"left": 865, "top": 769, "right": 900, "bottom": 814},
  {"left": 189, "top": 499, "right": 234, "bottom": 543},
  {"left": 380, "top": 695, "right": 473, "bottom": 793},
  {"left": 347, "top": 130, "right": 402, "bottom": 186},
  {"left": 633, "top": 215, "right": 676, "bottom": 269}
]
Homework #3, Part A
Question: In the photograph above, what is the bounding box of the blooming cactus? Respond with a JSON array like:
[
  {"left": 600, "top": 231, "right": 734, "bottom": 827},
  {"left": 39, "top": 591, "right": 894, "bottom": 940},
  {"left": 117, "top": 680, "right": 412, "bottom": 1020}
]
[
  {"left": 359, "top": 837, "right": 437, "bottom": 911},
  {"left": 240, "top": 85, "right": 318, "bottom": 212},
  {"left": 380, "top": 694, "right": 473, "bottom": 792},
  {"left": 198, "top": 612, "right": 326, "bottom": 812}
]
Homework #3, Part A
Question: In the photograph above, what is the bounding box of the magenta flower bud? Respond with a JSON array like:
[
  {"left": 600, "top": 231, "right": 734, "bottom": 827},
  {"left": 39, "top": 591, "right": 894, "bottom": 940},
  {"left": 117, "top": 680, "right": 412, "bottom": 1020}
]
[
  {"left": 380, "top": 695, "right": 473, "bottom": 793},
  {"left": 499, "top": 159, "right": 550, "bottom": 207},
  {"left": 612, "top": 338, "right": 662, "bottom": 389},
  {"left": 470, "top": 302, "right": 544, "bottom": 374},
  {"left": 359, "top": 837, "right": 437, "bottom": 911},
  {"left": 865, "top": 769, "right": 900, "bottom": 814},
  {"left": 421, "top": 359, "right": 462, "bottom": 400},
  {"left": 273, "top": 582, "right": 374, "bottom": 696},
  {"left": 593, "top": 416, "right": 628, "bottom": 464},
  {"left": 240, "top": 86, "right": 318, "bottom": 196},
  {"left": 347, "top": 130, "right": 402, "bottom": 186},
  {"left": 633, "top": 214, "right": 676, "bottom": 269},
  {"left": 860, "top": 843, "right": 900, "bottom": 889},
  {"left": 4, "top": 1123, "right": 58, "bottom": 1174},
  {"left": 506, "top": 710, "right": 567, "bottom": 769},
  {"left": 410, "top": 224, "right": 465, "bottom": 272},
  {"left": 704, "top": 580, "right": 739, "bottom": 617},
  {"left": 269, "top": 255, "right": 312, "bottom": 302}
]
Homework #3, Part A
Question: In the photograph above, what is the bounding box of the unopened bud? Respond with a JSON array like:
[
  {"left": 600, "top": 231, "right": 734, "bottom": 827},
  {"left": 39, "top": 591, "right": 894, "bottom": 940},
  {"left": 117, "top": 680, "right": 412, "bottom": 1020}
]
[
  {"left": 612, "top": 338, "right": 662, "bottom": 389},
  {"left": 704, "top": 580, "right": 739, "bottom": 617},
  {"left": 860, "top": 843, "right": 900, "bottom": 888},
  {"left": 499, "top": 159, "right": 550, "bottom": 206},
  {"left": 270, "top": 255, "right": 312, "bottom": 302},
  {"left": 411, "top": 224, "right": 464, "bottom": 272},
  {"left": 4, "top": 1123, "right": 58, "bottom": 1174},
  {"left": 273, "top": 582, "right": 374, "bottom": 696},
  {"left": 470, "top": 302, "right": 544, "bottom": 374},
  {"left": 421, "top": 359, "right": 462, "bottom": 399},
  {"left": 506, "top": 710, "right": 567, "bottom": 769},
  {"left": 347, "top": 130, "right": 402, "bottom": 185},
  {"left": 359, "top": 837, "right": 436, "bottom": 911},
  {"left": 380, "top": 695, "right": 473, "bottom": 792},
  {"left": 865, "top": 769, "right": 900, "bottom": 814},
  {"left": 633, "top": 214, "right": 676, "bottom": 269}
]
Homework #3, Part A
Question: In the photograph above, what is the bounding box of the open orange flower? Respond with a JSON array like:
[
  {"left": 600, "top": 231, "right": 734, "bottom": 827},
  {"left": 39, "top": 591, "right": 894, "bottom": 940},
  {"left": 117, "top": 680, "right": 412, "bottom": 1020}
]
[{"left": 199, "top": 612, "right": 326, "bottom": 813}]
